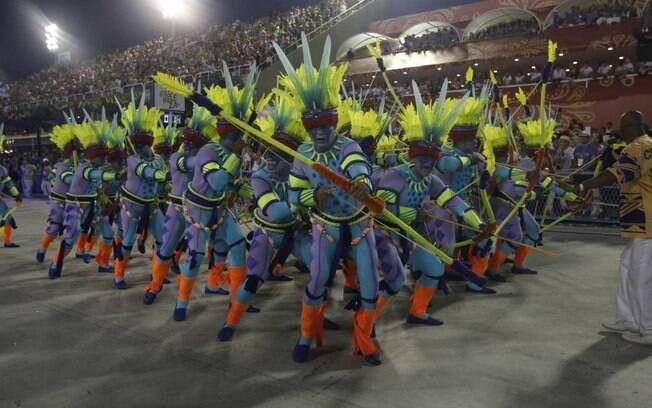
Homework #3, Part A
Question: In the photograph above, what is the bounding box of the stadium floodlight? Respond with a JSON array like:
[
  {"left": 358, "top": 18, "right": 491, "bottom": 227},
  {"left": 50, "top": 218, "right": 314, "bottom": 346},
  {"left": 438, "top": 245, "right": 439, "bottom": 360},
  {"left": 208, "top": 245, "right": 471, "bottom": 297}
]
[
  {"left": 158, "top": 0, "right": 185, "bottom": 19},
  {"left": 45, "top": 23, "right": 59, "bottom": 51}
]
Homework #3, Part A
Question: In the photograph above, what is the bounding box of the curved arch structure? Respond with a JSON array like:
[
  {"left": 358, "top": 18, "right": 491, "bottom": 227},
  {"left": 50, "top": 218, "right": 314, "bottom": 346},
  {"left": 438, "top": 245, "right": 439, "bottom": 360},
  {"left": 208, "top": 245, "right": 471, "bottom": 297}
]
[
  {"left": 462, "top": 7, "right": 542, "bottom": 41},
  {"left": 398, "top": 21, "right": 461, "bottom": 42}
]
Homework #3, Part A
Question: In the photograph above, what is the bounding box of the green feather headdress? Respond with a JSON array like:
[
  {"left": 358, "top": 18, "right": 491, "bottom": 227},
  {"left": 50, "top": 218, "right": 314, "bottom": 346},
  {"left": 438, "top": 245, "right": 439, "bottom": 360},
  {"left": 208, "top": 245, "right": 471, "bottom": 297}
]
[
  {"left": 154, "top": 122, "right": 179, "bottom": 148},
  {"left": 0, "top": 123, "right": 5, "bottom": 153},
  {"left": 115, "top": 90, "right": 161, "bottom": 135},
  {"left": 399, "top": 79, "right": 468, "bottom": 145},
  {"left": 256, "top": 95, "right": 309, "bottom": 146},
  {"left": 349, "top": 96, "right": 392, "bottom": 142},
  {"left": 273, "top": 32, "right": 348, "bottom": 113},
  {"left": 186, "top": 105, "right": 218, "bottom": 141},
  {"left": 73, "top": 108, "right": 117, "bottom": 158},
  {"left": 50, "top": 123, "right": 77, "bottom": 151},
  {"left": 204, "top": 61, "right": 258, "bottom": 124}
]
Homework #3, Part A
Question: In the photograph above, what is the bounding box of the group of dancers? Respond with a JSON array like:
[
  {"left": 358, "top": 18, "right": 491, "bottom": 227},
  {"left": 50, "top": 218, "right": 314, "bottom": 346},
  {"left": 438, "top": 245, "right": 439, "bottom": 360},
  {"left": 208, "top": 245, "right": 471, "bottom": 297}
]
[{"left": 0, "top": 35, "right": 583, "bottom": 365}]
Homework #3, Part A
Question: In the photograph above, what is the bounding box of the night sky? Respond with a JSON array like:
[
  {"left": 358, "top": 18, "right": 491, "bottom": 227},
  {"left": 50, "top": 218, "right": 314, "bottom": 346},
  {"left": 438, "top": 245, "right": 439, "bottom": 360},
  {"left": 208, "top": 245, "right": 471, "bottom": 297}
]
[{"left": 0, "top": 0, "right": 472, "bottom": 81}]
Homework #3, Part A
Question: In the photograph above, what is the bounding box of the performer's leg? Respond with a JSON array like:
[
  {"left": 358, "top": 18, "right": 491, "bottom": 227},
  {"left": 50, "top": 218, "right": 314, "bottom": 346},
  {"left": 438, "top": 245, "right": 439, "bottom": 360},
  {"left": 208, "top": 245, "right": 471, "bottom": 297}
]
[
  {"left": 294, "top": 222, "right": 336, "bottom": 362},
  {"left": 218, "top": 228, "right": 278, "bottom": 341},
  {"left": 408, "top": 246, "right": 445, "bottom": 326},
  {"left": 173, "top": 206, "right": 211, "bottom": 320},
  {"left": 374, "top": 230, "right": 405, "bottom": 321},
  {"left": 96, "top": 215, "right": 115, "bottom": 273},
  {"left": 350, "top": 220, "right": 381, "bottom": 365},
  {"left": 113, "top": 202, "right": 143, "bottom": 288},
  {"left": 47, "top": 203, "right": 81, "bottom": 278},
  {"left": 37, "top": 202, "right": 63, "bottom": 261},
  {"left": 512, "top": 210, "right": 539, "bottom": 275},
  {"left": 145, "top": 207, "right": 185, "bottom": 304}
]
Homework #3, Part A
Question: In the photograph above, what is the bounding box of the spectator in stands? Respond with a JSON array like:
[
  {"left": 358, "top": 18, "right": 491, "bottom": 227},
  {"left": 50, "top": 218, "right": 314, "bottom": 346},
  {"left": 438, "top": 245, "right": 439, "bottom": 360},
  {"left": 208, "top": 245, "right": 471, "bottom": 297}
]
[
  {"left": 579, "top": 63, "right": 594, "bottom": 78},
  {"left": 552, "top": 65, "right": 567, "bottom": 81},
  {"left": 638, "top": 60, "right": 652, "bottom": 75},
  {"left": 20, "top": 159, "right": 36, "bottom": 198},
  {"left": 597, "top": 61, "right": 613, "bottom": 77},
  {"left": 615, "top": 58, "right": 635, "bottom": 76},
  {"left": 574, "top": 130, "right": 601, "bottom": 168},
  {"left": 501, "top": 72, "right": 513, "bottom": 85},
  {"left": 555, "top": 135, "right": 575, "bottom": 170},
  {"left": 514, "top": 71, "right": 526, "bottom": 84}
]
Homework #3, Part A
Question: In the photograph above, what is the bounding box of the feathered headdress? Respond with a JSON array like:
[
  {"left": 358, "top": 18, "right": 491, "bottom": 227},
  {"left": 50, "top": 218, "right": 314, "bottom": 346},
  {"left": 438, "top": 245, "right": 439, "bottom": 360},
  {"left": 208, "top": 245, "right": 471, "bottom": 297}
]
[
  {"left": 107, "top": 124, "right": 127, "bottom": 162},
  {"left": 182, "top": 104, "right": 218, "bottom": 147},
  {"left": 50, "top": 123, "right": 80, "bottom": 158},
  {"left": 74, "top": 108, "right": 117, "bottom": 159},
  {"left": 449, "top": 67, "right": 490, "bottom": 142},
  {"left": 115, "top": 90, "right": 161, "bottom": 146},
  {"left": 0, "top": 123, "right": 5, "bottom": 154},
  {"left": 399, "top": 80, "right": 467, "bottom": 152},
  {"left": 204, "top": 61, "right": 258, "bottom": 136},
  {"left": 273, "top": 32, "right": 348, "bottom": 129},
  {"left": 336, "top": 96, "right": 360, "bottom": 133},
  {"left": 481, "top": 121, "right": 512, "bottom": 174},
  {"left": 256, "top": 95, "right": 308, "bottom": 150},
  {"left": 153, "top": 122, "right": 180, "bottom": 154},
  {"left": 518, "top": 118, "right": 556, "bottom": 148}
]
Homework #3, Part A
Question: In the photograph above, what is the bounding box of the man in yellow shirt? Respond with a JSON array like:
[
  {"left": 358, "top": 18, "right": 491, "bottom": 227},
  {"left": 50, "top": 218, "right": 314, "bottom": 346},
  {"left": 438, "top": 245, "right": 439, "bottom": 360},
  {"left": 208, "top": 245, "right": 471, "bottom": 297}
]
[{"left": 571, "top": 111, "right": 652, "bottom": 345}]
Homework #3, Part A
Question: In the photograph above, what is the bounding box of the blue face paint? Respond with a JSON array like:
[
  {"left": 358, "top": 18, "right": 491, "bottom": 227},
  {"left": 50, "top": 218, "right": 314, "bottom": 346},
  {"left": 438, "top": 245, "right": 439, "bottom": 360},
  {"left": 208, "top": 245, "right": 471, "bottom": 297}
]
[
  {"left": 264, "top": 149, "right": 290, "bottom": 174},
  {"left": 220, "top": 131, "right": 242, "bottom": 151},
  {"left": 455, "top": 138, "right": 477, "bottom": 154},
  {"left": 309, "top": 125, "right": 337, "bottom": 153},
  {"left": 413, "top": 155, "right": 435, "bottom": 178}
]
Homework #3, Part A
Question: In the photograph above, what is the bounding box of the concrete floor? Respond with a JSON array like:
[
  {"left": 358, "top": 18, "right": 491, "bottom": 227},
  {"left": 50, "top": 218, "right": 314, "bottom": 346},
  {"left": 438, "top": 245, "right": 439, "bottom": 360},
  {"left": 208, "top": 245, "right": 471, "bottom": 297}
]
[{"left": 1, "top": 200, "right": 651, "bottom": 408}]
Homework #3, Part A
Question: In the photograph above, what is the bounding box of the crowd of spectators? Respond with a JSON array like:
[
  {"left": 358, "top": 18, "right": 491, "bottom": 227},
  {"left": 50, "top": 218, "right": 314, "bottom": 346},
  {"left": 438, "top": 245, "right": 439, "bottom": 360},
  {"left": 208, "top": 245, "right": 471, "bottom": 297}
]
[
  {"left": 0, "top": 0, "right": 352, "bottom": 121},
  {"left": 550, "top": 0, "right": 637, "bottom": 28},
  {"left": 466, "top": 17, "right": 540, "bottom": 41},
  {"left": 402, "top": 27, "right": 459, "bottom": 53}
]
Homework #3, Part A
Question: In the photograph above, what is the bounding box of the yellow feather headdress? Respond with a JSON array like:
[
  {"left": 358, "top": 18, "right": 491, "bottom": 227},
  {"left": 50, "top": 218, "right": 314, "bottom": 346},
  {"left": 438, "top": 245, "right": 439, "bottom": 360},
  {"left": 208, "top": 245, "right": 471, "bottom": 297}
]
[
  {"left": 204, "top": 61, "right": 258, "bottom": 125},
  {"left": 256, "top": 95, "right": 308, "bottom": 144},
  {"left": 0, "top": 123, "right": 5, "bottom": 153},
  {"left": 518, "top": 118, "right": 556, "bottom": 147},
  {"left": 186, "top": 105, "right": 219, "bottom": 142},
  {"left": 153, "top": 122, "right": 179, "bottom": 147},
  {"left": 50, "top": 123, "right": 78, "bottom": 151},
  {"left": 399, "top": 80, "right": 468, "bottom": 145},
  {"left": 273, "top": 32, "right": 348, "bottom": 113},
  {"left": 74, "top": 108, "right": 117, "bottom": 150},
  {"left": 115, "top": 90, "right": 161, "bottom": 135}
]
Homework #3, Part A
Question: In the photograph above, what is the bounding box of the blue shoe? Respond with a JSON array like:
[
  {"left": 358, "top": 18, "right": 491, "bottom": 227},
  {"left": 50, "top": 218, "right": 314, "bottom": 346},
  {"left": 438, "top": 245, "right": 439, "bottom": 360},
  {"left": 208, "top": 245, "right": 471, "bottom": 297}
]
[
  {"left": 511, "top": 266, "right": 538, "bottom": 275},
  {"left": 323, "top": 317, "right": 340, "bottom": 330},
  {"left": 36, "top": 249, "right": 46, "bottom": 263},
  {"left": 364, "top": 353, "right": 382, "bottom": 366},
  {"left": 113, "top": 279, "right": 127, "bottom": 290},
  {"left": 217, "top": 325, "right": 234, "bottom": 342},
  {"left": 465, "top": 285, "right": 496, "bottom": 294},
  {"left": 82, "top": 253, "right": 94, "bottom": 264},
  {"left": 246, "top": 305, "right": 260, "bottom": 313},
  {"left": 98, "top": 265, "right": 113, "bottom": 273},
  {"left": 143, "top": 290, "right": 157, "bottom": 305},
  {"left": 74, "top": 252, "right": 84, "bottom": 259},
  {"left": 343, "top": 286, "right": 359, "bottom": 295},
  {"left": 47, "top": 263, "right": 60, "bottom": 279},
  {"left": 267, "top": 273, "right": 292, "bottom": 282},
  {"left": 173, "top": 307, "right": 187, "bottom": 321},
  {"left": 204, "top": 286, "right": 229, "bottom": 295},
  {"left": 407, "top": 314, "right": 443, "bottom": 326},
  {"left": 292, "top": 343, "right": 310, "bottom": 363},
  {"left": 486, "top": 270, "right": 507, "bottom": 282},
  {"left": 4, "top": 243, "right": 19, "bottom": 248}
]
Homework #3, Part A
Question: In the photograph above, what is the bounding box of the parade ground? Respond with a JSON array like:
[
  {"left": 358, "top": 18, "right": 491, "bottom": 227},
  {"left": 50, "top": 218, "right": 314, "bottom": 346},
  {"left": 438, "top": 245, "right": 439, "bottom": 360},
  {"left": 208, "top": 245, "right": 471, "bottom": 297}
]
[{"left": 0, "top": 200, "right": 650, "bottom": 408}]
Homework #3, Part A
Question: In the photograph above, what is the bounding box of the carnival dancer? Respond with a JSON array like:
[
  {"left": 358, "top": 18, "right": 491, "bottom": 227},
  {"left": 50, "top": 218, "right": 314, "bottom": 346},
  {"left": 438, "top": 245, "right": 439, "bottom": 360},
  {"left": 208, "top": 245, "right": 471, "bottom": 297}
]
[
  {"left": 36, "top": 120, "right": 78, "bottom": 261},
  {"left": 94, "top": 124, "right": 127, "bottom": 273},
  {"left": 429, "top": 72, "right": 496, "bottom": 293},
  {"left": 113, "top": 92, "right": 165, "bottom": 289},
  {"left": 217, "top": 95, "right": 312, "bottom": 341},
  {"left": 153, "top": 62, "right": 258, "bottom": 321},
  {"left": 144, "top": 106, "right": 215, "bottom": 304},
  {"left": 270, "top": 34, "right": 382, "bottom": 365},
  {"left": 375, "top": 81, "right": 489, "bottom": 324},
  {"left": 47, "top": 111, "right": 116, "bottom": 278},
  {"left": 0, "top": 123, "right": 22, "bottom": 248},
  {"left": 485, "top": 114, "right": 577, "bottom": 277}
]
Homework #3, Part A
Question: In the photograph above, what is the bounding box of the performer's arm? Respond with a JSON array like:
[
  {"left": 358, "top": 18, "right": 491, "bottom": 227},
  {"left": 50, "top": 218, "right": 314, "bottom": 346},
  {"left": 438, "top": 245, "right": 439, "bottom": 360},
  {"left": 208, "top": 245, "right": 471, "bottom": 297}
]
[
  {"left": 429, "top": 175, "right": 484, "bottom": 229},
  {"left": 135, "top": 160, "right": 166, "bottom": 182},
  {"left": 436, "top": 153, "right": 472, "bottom": 174},
  {"left": 288, "top": 159, "right": 315, "bottom": 208},
  {"left": 253, "top": 176, "right": 292, "bottom": 221},
  {"left": 201, "top": 153, "right": 240, "bottom": 193}
]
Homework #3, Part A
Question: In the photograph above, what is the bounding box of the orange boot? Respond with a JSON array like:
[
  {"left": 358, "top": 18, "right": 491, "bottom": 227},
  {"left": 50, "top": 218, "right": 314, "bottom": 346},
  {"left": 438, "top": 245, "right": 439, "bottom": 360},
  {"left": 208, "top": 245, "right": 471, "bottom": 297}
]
[
  {"left": 488, "top": 250, "right": 508, "bottom": 274},
  {"left": 84, "top": 235, "right": 98, "bottom": 254},
  {"left": 173, "top": 275, "right": 197, "bottom": 321},
  {"left": 407, "top": 283, "right": 441, "bottom": 325},
  {"left": 512, "top": 247, "right": 537, "bottom": 274},
  {"left": 226, "top": 299, "right": 250, "bottom": 327},
  {"left": 293, "top": 303, "right": 324, "bottom": 362},
  {"left": 205, "top": 262, "right": 227, "bottom": 294},
  {"left": 4, "top": 225, "right": 18, "bottom": 247},
  {"left": 353, "top": 308, "right": 381, "bottom": 365},
  {"left": 342, "top": 259, "right": 359, "bottom": 292},
  {"left": 147, "top": 258, "right": 171, "bottom": 293},
  {"left": 95, "top": 242, "right": 113, "bottom": 268},
  {"left": 374, "top": 295, "right": 389, "bottom": 321},
  {"left": 113, "top": 256, "right": 129, "bottom": 289},
  {"left": 75, "top": 232, "right": 87, "bottom": 255},
  {"left": 227, "top": 266, "right": 247, "bottom": 302},
  {"left": 39, "top": 233, "right": 56, "bottom": 251}
]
